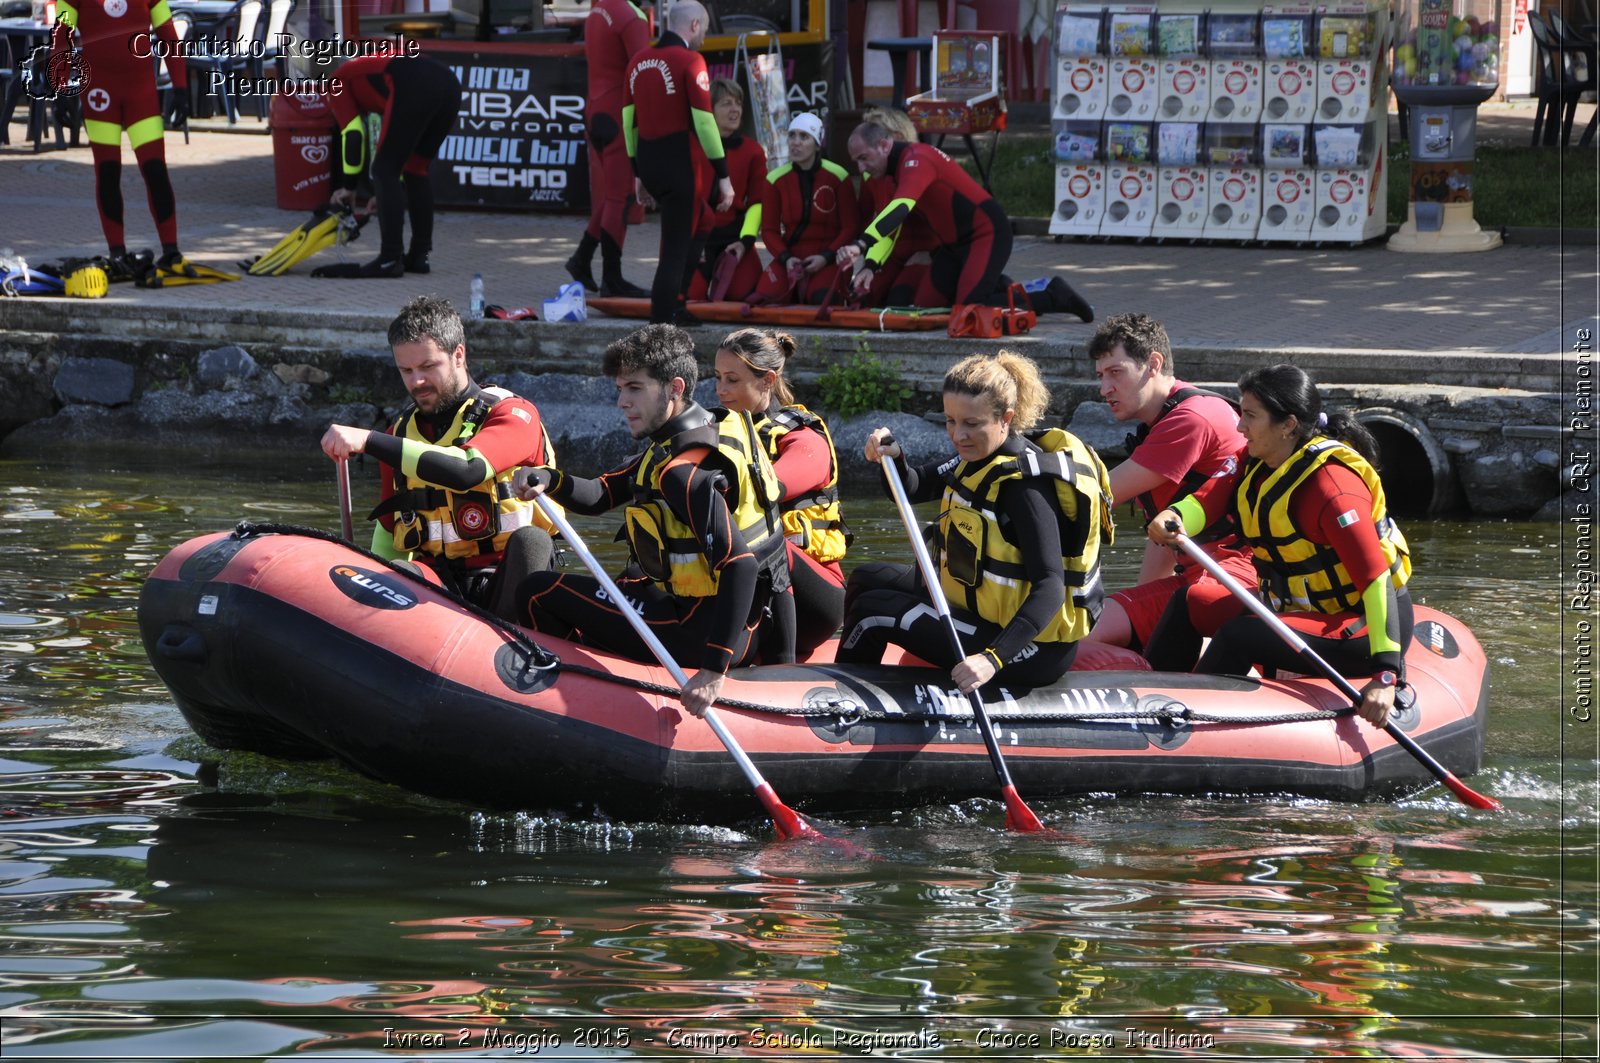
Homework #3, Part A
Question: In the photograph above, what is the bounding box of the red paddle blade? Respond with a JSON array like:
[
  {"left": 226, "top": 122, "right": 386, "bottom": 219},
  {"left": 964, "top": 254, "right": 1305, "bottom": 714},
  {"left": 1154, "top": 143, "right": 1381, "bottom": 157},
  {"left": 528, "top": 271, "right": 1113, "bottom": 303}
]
[
  {"left": 754, "top": 783, "right": 816, "bottom": 840},
  {"left": 1441, "top": 772, "right": 1502, "bottom": 810},
  {"left": 1000, "top": 785, "right": 1047, "bottom": 832}
]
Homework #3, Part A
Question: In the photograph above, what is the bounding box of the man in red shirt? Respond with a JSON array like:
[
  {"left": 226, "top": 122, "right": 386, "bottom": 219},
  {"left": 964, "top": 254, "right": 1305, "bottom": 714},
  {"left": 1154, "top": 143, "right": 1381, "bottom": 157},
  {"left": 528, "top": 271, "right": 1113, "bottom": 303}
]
[
  {"left": 319, "top": 296, "right": 557, "bottom": 619},
  {"left": 624, "top": 0, "right": 732, "bottom": 324},
  {"left": 1081, "top": 313, "right": 1256, "bottom": 669},
  {"left": 48, "top": 0, "right": 189, "bottom": 275},
  {"left": 567, "top": 0, "right": 651, "bottom": 297},
  {"left": 314, "top": 53, "right": 462, "bottom": 279}
]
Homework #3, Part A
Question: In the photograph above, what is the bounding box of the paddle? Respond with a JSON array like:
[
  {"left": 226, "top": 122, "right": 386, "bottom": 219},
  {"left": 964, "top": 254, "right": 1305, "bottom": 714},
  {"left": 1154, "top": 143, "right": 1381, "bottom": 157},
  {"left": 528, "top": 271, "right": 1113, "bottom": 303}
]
[
  {"left": 1167, "top": 526, "right": 1500, "bottom": 810},
  {"left": 335, "top": 458, "right": 354, "bottom": 542},
  {"left": 878, "top": 441, "right": 1048, "bottom": 832},
  {"left": 527, "top": 492, "right": 819, "bottom": 840}
]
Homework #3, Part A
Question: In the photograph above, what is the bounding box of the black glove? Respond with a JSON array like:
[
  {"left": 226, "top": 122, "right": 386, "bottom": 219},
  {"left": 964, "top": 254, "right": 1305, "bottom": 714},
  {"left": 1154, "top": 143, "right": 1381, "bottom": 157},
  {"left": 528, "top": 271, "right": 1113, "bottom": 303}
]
[{"left": 170, "top": 89, "right": 191, "bottom": 128}]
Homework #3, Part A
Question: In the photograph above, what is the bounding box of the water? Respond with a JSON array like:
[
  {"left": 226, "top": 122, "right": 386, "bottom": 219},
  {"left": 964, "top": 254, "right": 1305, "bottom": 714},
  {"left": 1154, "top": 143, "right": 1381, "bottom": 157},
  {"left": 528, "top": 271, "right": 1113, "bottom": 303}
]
[{"left": 0, "top": 450, "right": 1594, "bottom": 1059}]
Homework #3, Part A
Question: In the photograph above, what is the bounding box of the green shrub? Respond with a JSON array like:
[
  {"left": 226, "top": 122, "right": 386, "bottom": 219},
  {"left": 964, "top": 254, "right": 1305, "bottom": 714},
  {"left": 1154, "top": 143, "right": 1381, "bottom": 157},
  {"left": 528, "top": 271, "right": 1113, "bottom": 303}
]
[{"left": 817, "top": 335, "right": 914, "bottom": 417}]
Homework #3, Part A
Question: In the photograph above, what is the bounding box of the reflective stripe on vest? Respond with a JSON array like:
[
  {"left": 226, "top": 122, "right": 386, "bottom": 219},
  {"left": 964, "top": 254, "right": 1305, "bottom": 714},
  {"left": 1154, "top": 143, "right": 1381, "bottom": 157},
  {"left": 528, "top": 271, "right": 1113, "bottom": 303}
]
[
  {"left": 754, "top": 403, "right": 851, "bottom": 564},
  {"left": 936, "top": 428, "right": 1115, "bottom": 644},
  {"left": 1234, "top": 436, "right": 1412, "bottom": 614}
]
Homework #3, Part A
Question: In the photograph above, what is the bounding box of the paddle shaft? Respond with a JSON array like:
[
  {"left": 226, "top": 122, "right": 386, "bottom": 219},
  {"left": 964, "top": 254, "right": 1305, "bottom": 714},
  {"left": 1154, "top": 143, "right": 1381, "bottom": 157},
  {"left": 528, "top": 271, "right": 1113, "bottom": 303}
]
[
  {"left": 530, "top": 493, "right": 813, "bottom": 837},
  {"left": 1169, "top": 529, "right": 1500, "bottom": 810},
  {"left": 336, "top": 459, "right": 354, "bottom": 542},
  {"left": 879, "top": 452, "right": 1045, "bottom": 831}
]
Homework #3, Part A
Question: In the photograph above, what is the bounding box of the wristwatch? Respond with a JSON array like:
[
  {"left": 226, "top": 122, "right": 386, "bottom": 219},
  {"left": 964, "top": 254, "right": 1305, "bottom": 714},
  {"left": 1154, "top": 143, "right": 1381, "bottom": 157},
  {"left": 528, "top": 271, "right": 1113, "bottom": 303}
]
[{"left": 1372, "top": 670, "right": 1398, "bottom": 688}]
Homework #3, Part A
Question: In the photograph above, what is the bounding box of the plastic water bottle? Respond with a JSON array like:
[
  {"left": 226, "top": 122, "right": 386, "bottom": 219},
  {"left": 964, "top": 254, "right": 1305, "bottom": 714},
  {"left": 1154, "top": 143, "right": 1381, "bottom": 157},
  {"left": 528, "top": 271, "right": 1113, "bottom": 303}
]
[{"left": 468, "top": 272, "right": 485, "bottom": 320}]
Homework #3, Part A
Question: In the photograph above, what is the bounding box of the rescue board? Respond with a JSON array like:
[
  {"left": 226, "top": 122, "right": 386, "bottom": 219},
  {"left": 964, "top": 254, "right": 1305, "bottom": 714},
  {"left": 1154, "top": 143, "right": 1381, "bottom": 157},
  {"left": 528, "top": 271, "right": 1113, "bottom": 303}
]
[{"left": 587, "top": 296, "right": 952, "bottom": 332}]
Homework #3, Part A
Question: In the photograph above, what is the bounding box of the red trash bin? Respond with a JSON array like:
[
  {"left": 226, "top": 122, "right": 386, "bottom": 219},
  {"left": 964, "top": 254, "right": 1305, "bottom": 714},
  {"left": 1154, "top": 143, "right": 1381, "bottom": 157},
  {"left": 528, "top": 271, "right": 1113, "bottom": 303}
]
[{"left": 270, "top": 91, "right": 336, "bottom": 211}]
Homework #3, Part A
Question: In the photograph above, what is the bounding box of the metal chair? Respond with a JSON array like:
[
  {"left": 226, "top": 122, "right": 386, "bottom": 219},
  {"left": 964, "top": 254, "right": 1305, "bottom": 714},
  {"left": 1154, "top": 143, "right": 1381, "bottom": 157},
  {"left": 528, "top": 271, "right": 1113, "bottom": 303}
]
[
  {"left": 1547, "top": 7, "right": 1598, "bottom": 147},
  {"left": 1529, "top": 12, "right": 1588, "bottom": 147},
  {"left": 154, "top": 10, "right": 190, "bottom": 129},
  {"left": 251, "top": 0, "right": 295, "bottom": 94}
]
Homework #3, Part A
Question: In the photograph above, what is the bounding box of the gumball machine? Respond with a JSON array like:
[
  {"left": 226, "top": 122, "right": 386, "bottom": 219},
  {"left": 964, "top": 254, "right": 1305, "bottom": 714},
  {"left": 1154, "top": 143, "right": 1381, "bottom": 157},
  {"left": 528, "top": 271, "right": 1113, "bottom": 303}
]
[
  {"left": 1152, "top": 121, "right": 1209, "bottom": 240},
  {"left": 1387, "top": 0, "right": 1503, "bottom": 252},
  {"left": 1054, "top": 5, "right": 1111, "bottom": 121},
  {"left": 1102, "top": 121, "right": 1158, "bottom": 237},
  {"left": 1050, "top": 120, "right": 1108, "bottom": 235},
  {"left": 1202, "top": 122, "right": 1263, "bottom": 238},
  {"left": 1262, "top": 6, "right": 1318, "bottom": 122},
  {"left": 1107, "top": 6, "right": 1159, "bottom": 120},
  {"left": 1156, "top": 9, "right": 1210, "bottom": 120}
]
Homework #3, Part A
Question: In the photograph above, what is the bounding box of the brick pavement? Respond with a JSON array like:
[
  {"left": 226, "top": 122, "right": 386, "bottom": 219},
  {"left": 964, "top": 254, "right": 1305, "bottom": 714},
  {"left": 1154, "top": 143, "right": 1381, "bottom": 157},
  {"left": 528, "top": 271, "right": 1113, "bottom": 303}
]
[{"left": 1, "top": 103, "right": 1593, "bottom": 365}]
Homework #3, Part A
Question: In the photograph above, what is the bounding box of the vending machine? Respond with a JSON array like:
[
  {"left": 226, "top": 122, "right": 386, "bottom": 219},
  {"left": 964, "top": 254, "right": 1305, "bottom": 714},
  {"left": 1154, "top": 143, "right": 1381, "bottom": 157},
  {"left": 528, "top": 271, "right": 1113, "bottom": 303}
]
[
  {"left": 1311, "top": 121, "right": 1386, "bottom": 241},
  {"left": 1262, "top": 5, "right": 1318, "bottom": 121},
  {"left": 1387, "top": 0, "right": 1502, "bottom": 251},
  {"left": 1207, "top": 6, "right": 1264, "bottom": 123},
  {"left": 1257, "top": 123, "right": 1315, "bottom": 239},
  {"left": 1152, "top": 120, "right": 1208, "bottom": 240},
  {"left": 1102, "top": 121, "right": 1158, "bottom": 238},
  {"left": 1051, "top": 121, "right": 1108, "bottom": 236},
  {"left": 1156, "top": 9, "right": 1210, "bottom": 120},
  {"left": 1202, "top": 122, "right": 1261, "bottom": 238},
  {"left": 1315, "top": 3, "right": 1386, "bottom": 124},
  {"left": 1107, "top": 6, "right": 1159, "bottom": 119},
  {"left": 1055, "top": 5, "right": 1111, "bottom": 121}
]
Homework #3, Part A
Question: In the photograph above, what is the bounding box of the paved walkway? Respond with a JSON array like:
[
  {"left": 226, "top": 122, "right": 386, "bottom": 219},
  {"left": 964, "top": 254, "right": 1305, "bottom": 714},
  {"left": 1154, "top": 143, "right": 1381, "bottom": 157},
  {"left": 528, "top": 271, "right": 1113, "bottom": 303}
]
[{"left": 1, "top": 102, "right": 1594, "bottom": 366}]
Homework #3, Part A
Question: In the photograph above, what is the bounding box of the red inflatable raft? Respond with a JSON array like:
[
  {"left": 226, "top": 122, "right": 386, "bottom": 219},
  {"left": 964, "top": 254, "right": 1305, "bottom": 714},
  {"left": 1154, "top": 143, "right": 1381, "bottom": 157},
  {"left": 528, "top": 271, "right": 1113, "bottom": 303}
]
[{"left": 138, "top": 527, "right": 1490, "bottom": 815}]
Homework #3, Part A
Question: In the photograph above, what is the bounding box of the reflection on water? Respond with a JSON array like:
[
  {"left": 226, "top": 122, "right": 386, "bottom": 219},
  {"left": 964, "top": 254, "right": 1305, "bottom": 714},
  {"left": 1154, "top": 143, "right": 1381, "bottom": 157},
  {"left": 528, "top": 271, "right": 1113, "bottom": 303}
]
[{"left": 0, "top": 452, "right": 1592, "bottom": 1058}]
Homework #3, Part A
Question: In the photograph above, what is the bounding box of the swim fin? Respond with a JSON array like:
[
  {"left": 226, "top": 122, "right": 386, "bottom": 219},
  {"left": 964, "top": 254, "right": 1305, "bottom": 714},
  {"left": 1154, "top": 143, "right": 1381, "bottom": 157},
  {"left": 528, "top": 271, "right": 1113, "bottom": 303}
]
[
  {"left": 136, "top": 253, "right": 241, "bottom": 288},
  {"left": 245, "top": 206, "right": 360, "bottom": 276}
]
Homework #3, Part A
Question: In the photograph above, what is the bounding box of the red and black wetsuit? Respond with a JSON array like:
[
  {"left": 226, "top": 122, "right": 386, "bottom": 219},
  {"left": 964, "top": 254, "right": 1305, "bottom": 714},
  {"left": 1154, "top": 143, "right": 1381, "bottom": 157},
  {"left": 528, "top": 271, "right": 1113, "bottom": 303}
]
[
  {"left": 855, "top": 171, "right": 939, "bottom": 307},
  {"left": 624, "top": 29, "right": 727, "bottom": 322},
  {"left": 583, "top": 0, "right": 651, "bottom": 260},
  {"left": 327, "top": 54, "right": 463, "bottom": 263},
  {"left": 688, "top": 132, "right": 767, "bottom": 302},
  {"left": 751, "top": 157, "right": 860, "bottom": 305},
  {"left": 517, "top": 406, "right": 771, "bottom": 673},
  {"left": 51, "top": 0, "right": 186, "bottom": 254},
  {"left": 851, "top": 141, "right": 1012, "bottom": 307}
]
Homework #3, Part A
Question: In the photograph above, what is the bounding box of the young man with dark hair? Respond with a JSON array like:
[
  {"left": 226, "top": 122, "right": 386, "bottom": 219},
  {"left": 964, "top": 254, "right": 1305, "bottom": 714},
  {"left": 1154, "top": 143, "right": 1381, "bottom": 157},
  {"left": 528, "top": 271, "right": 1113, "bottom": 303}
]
[
  {"left": 1081, "top": 313, "right": 1254, "bottom": 668},
  {"left": 512, "top": 323, "right": 793, "bottom": 716},
  {"left": 319, "top": 296, "right": 557, "bottom": 618}
]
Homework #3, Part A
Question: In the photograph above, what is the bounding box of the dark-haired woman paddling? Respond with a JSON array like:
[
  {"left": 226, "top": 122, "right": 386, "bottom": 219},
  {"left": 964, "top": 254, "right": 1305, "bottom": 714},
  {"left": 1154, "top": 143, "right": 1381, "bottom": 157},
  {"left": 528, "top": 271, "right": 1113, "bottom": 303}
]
[{"left": 1149, "top": 364, "right": 1413, "bottom": 726}]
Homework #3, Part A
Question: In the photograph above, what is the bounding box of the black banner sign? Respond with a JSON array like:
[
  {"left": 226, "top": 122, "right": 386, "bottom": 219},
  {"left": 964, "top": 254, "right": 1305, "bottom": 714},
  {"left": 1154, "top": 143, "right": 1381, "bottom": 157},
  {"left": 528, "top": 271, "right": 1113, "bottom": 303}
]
[{"left": 423, "top": 45, "right": 590, "bottom": 212}]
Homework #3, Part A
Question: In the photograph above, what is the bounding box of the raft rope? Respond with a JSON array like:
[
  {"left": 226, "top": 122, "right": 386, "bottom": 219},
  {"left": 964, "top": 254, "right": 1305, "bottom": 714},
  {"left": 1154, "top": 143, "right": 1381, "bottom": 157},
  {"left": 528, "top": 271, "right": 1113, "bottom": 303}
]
[{"left": 226, "top": 524, "right": 1359, "bottom": 729}]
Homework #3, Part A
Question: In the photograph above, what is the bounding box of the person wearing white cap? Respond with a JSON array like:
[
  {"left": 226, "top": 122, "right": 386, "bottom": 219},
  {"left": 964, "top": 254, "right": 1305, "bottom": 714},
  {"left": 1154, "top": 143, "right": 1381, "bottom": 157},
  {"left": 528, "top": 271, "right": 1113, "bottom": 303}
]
[{"left": 748, "top": 113, "right": 861, "bottom": 306}]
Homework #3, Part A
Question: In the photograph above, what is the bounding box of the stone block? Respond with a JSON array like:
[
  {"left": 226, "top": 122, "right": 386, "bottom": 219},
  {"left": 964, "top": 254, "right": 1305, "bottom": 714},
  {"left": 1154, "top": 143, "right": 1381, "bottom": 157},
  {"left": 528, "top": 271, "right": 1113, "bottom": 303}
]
[
  {"left": 53, "top": 356, "right": 135, "bottom": 407},
  {"left": 196, "top": 345, "right": 259, "bottom": 388}
]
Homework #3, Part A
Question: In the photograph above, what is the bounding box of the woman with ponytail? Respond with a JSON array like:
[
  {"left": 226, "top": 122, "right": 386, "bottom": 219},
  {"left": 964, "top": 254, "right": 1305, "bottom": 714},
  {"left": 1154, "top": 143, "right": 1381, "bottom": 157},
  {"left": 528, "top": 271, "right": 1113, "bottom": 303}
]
[
  {"left": 714, "top": 328, "right": 849, "bottom": 658},
  {"left": 840, "top": 351, "right": 1114, "bottom": 691},
  {"left": 1148, "top": 363, "right": 1414, "bottom": 726}
]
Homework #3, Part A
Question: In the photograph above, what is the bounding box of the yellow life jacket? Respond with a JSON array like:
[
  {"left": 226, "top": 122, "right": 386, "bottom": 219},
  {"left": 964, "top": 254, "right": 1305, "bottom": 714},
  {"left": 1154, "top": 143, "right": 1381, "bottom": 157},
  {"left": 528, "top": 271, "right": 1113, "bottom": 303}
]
[
  {"left": 936, "top": 428, "right": 1115, "bottom": 644},
  {"left": 1234, "top": 436, "right": 1412, "bottom": 614},
  {"left": 381, "top": 387, "right": 559, "bottom": 560},
  {"left": 754, "top": 403, "right": 851, "bottom": 565},
  {"left": 623, "top": 405, "right": 789, "bottom": 599}
]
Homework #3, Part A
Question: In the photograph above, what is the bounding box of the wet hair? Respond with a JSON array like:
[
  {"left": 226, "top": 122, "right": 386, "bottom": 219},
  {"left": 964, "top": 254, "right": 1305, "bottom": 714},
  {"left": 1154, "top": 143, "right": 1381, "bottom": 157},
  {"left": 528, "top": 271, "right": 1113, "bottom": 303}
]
[
  {"left": 602, "top": 323, "right": 699, "bottom": 395},
  {"left": 711, "top": 77, "right": 744, "bottom": 107},
  {"left": 861, "top": 106, "right": 917, "bottom": 142},
  {"left": 387, "top": 295, "right": 464, "bottom": 355},
  {"left": 718, "top": 327, "right": 796, "bottom": 406},
  {"left": 1239, "top": 363, "right": 1380, "bottom": 465},
  {"left": 1087, "top": 312, "right": 1173, "bottom": 376},
  {"left": 943, "top": 350, "right": 1049, "bottom": 433},
  {"left": 849, "top": 120, "right": 893, "bottom": 148}
]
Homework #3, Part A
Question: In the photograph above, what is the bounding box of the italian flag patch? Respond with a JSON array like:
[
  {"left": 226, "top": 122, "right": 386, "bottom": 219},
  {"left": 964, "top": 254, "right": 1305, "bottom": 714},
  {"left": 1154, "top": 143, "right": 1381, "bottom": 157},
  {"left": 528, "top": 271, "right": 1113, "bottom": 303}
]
[{"left": 1335, "top": 508, "right": 1361, "bottom": 528}]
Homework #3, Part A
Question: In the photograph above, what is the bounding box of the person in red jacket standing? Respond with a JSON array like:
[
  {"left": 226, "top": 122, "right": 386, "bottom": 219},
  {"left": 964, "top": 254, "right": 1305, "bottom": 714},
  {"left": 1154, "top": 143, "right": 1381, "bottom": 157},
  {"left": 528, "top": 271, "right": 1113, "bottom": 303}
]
[
  {"left": 686, "top": 78, "right": 767, "bottom": 303},
  {"left": 566, "top": 0, "right": 651, "bottom": 297},
  {"left": 47, "top": 0, "right": 189, "bottom": 276},
  {"left": 624, "top": 0, "right": 730, "bottom": 325},
  {"left": 313, "top": 52, "right": 463, "bottom": 279},
  {"left": 749, "top": 113, "right": 859, "bottom": 306}
]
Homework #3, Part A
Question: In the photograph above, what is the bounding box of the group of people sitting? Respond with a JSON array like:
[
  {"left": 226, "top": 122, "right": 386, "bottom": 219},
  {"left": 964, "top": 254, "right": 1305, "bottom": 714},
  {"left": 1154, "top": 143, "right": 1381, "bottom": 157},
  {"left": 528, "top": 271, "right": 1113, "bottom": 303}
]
[{"left": 322, "top": 296, "right": 1412, "bottom": 727}]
